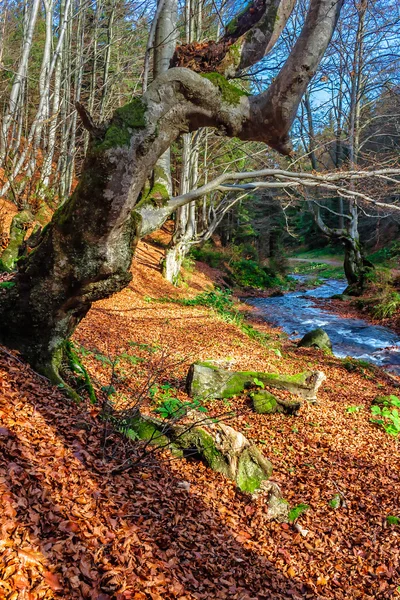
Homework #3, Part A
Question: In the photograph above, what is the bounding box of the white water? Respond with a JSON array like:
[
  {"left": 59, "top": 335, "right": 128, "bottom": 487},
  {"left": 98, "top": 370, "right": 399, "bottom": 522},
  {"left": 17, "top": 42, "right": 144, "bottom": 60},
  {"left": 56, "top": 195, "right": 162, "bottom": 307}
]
[{"left": 245, "top": 277, "right": 400, "bottom": 375}]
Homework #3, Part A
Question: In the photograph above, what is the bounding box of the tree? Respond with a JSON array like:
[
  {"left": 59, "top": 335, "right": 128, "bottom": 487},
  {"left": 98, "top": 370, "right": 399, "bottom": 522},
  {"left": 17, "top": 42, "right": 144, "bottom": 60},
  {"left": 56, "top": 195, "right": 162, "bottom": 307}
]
[
  {"left": 0, "top": 0, "right": 344, "bottom": 383},
  {"left": 294, "top": 0, "right": 400, "bottom": 292}
]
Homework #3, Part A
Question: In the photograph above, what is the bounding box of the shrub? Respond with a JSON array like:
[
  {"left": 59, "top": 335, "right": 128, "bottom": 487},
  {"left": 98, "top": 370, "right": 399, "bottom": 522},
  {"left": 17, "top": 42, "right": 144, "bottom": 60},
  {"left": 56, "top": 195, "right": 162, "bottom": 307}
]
[
  {"left": 230, "top": 259, "right": 284, "bottom": 289},
  {"left": 191, "top": 244, "right": 225, "bottom": 268},
  {"left": 371, "top": 291, "right": 400, "bottom": 319},
  {"left": 370, "top": 395, "right": 400, "bottom": 436}
]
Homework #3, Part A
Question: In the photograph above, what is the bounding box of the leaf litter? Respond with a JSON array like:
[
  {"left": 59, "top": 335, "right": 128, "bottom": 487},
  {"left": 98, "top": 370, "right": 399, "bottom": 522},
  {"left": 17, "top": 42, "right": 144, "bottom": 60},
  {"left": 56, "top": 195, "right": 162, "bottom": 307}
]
[{"left": 0, "top": 236, "right": 399, "bottom": 599}]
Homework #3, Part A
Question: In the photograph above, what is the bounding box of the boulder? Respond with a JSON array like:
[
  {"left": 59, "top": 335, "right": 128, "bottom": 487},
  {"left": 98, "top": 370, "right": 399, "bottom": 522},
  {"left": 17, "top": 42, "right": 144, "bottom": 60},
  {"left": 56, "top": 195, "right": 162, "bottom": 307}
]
[
  {"left": 252, "top": 390, "right": 301, "bottom": 415},
  {"left": 186, "top": 361, "right": 325, "bottom": 402},
  {"left": 298, "top": 328, "right": 332, "bottom": 353}
]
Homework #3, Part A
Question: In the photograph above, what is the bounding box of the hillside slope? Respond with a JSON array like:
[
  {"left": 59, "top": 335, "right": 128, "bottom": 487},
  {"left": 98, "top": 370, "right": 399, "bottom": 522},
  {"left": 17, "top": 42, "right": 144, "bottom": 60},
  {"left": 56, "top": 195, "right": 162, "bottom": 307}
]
[{"left": 1, "top": 237, "right": 400, "bottom": 599}]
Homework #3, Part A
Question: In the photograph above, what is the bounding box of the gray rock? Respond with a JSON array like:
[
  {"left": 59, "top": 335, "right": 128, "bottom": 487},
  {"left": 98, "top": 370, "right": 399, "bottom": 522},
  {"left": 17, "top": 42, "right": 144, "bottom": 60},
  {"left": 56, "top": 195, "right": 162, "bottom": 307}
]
[{"left": 298, "top": 328, "right": 332, "bottom": 353}]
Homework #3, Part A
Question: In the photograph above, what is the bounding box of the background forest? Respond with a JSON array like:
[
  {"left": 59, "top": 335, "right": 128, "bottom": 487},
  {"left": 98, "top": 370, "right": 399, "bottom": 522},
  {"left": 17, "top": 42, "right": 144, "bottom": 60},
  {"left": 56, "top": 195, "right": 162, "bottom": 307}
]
[{"left": 0, "top": 0, "right": 399, "bottom": 291}]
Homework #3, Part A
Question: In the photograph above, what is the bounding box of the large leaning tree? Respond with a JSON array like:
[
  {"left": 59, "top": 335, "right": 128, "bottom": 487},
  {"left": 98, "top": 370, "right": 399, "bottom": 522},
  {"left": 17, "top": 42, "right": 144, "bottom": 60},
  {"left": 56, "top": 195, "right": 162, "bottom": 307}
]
[{"left": 0, "top": 0, "right": 343, "bottom": 383}]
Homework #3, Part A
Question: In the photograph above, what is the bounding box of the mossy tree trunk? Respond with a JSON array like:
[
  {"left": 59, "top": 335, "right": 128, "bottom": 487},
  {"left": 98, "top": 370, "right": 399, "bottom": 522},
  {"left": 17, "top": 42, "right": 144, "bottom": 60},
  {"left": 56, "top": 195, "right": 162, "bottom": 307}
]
[
  {"left": 342, "top": 209, "right": 373, "bottom": 295},
  {"left": 0, "top": 210, "right": 33, "bottom": 271},
  {"left": 127, "top": 410, "right": 277, "bottom": 497},
  {"left": 0, "top": 0, "right": 343, "bottom": 379}
]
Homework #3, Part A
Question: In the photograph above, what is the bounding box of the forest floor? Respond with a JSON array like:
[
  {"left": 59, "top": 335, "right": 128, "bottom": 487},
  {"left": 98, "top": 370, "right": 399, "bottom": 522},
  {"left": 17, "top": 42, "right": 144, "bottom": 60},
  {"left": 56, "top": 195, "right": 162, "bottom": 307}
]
[{"left": 1, "top": 236, "right": 400, "bottom": 600}]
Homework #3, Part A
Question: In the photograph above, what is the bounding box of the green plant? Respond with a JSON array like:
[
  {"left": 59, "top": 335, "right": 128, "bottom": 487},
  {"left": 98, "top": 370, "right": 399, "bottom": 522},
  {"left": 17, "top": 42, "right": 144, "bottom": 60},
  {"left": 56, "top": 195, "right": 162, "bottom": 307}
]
[
  {"left": 386, "top": 515, "right": 400, "bottom": 525},
  {"left": 253, "top": 377, "right": 265, "bottom": 389},
  {"left": 329, "top": 494, "right": 341, "bottom": 509},
  {"left": 370, "top": 395, "right": 400, "bottom": 436},
  {"left": 371, "top": 291, "right": 400, "bottom": 319},
  {"left": 0, "top": 280, "right": 16, "bottom": 288},
  {"left": 155, "top": 397, "right": 207, "bottom": 419},
  {"left": 346, "top": 405, "right": 363, "bottom": 414},
  {"left": 65, "top": 341, "right": 97, "bottom": 403},
  {"left": 182, "top": 255, "right": 195, "bottom": 273},
  {"left": 190, "top": 244, "right": 225, "bottom": 268},
  {"left": 288, "top": 503, "right": 309, "bottom": 523},
  {"left": 230, "top": 259, "right": 286, "bottom": 289}
]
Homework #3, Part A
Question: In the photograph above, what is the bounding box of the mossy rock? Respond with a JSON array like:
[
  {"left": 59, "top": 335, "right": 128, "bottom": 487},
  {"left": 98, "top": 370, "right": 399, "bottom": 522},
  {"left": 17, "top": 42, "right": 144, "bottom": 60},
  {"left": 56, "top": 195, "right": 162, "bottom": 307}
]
[
  {"left": 252, "top": 390, "right": 279, "bottom": 414},
  {"left": 126, "top": 413, "right": 171, "bottom": 448},
  {"left": 173, "top": 426, "right": 231, "bottom": 478},
  {"left": 112, "top": 409, "right": 274, "bottom": 495},
  {"left": 252, "top": 390, "right": 301, "bottom": 415},
  {"left": 298, "top": 328, "right": 332, "bottom": 353},
  {"left": 186, "top": 361, "right": 325, "bottom": 402}
]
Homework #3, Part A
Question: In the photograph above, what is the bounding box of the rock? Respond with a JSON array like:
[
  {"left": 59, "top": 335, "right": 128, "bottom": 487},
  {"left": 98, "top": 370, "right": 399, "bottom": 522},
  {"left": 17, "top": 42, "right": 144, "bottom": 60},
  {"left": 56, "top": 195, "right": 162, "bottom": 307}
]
[
  {"left": 331, "top": 294, "right": 351, "bottom": 301},
  {"left": 186, "top": 361, "right": 326, "bottom": 402},
  {"left": 269, "top": 290, "right": 284, "bottom": 297},
  {"left": 298, "top": 328, "right": 332, "bottom": 353},
  {"left": 252, "top": 390, "right": 301, "bottom": 415},
  {"left": 252, "top": 390, "right": 279, "bottom": 414},
  {"left": 252, "top": 480, "right": 289, "bottom": 522}
]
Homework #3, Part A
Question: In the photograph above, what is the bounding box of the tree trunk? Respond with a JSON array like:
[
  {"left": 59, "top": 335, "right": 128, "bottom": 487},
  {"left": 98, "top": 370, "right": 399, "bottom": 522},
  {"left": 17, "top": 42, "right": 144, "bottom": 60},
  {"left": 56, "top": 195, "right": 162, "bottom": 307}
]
[
  {"left": 0, "top": 211, "right": 33, "bottom": 271},
  {"left": 0, "top": 0, "right": 343, "bottom": 379}
]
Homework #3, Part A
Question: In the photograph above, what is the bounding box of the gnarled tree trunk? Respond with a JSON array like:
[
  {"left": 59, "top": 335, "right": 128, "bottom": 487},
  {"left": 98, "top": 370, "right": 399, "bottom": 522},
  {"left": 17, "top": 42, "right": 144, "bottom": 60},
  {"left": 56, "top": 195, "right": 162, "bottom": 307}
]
[{"left": 0, "top": 0, "right": 343, "bottom": 382}]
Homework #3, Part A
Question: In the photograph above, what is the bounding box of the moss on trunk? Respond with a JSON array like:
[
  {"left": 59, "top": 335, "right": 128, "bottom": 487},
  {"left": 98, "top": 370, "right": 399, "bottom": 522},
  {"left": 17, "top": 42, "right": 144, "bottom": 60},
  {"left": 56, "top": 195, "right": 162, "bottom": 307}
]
[{"left": 0, "top": 210, "right": 33, "bottom": 272}]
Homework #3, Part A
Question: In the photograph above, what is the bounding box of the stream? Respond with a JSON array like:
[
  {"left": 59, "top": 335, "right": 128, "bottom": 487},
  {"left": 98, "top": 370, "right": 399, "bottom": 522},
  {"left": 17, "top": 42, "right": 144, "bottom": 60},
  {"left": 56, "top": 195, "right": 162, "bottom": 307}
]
[{"left": 245, "top": 277, "right": 400, "bottom": 375}]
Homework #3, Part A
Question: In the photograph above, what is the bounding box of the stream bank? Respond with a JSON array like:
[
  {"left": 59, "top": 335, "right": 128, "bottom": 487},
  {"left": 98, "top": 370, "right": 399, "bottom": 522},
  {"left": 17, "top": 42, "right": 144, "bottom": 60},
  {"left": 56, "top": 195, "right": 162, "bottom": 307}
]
[{"left": 244, "top": 276, "right": 400, "bottom": 375}]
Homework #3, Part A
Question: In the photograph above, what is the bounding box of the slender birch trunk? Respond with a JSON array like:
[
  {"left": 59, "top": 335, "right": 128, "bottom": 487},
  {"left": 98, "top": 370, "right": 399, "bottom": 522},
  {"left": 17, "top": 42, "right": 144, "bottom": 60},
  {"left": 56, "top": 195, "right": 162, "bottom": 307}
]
[
  {"left": 99, "top": 0, "right": 116, "bottom": 120},
  {"left": 65, "top": 0, "right": 85, "bottom": 195},
  {"left": 0, "top": 0, "right": 73, "bottom": 198},
  {"left": 41, "top": 0, "right": 66, "bottom": 190},
  {"left": 0, "top": 0, "right": 41, "bottom": 160}
]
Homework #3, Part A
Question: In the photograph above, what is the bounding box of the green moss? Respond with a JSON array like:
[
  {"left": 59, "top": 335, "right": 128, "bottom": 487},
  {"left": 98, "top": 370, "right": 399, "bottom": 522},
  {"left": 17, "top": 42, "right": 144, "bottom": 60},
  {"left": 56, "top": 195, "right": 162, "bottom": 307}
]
[
  {"left": 95, "top": 98, "right": 147, "bottom": 151},
  {"left": 1, "top": 210, "right": 33, "bottom": 271},
  {"left": 127, "top": 416, "right": 169, "bottom": 446},
  {"left": 225, "top": 16, "right": 238, "bottom": 34},
  {"left": 177, "top": 427, "right": 230, "bottom": 476},
  {"left": 225, "top": 2, "right": 251, "bottom": 35},
  {"left": 221, "top": 373, "right": 251, "bottom": 398},
  {"left": 227, "top": 40, "right": 242, "bottom": 63},
  {"left": 34, "top": 203, "right": 50, "bottom": 225},
  {"left": 236, "top": 446, "right": 272, "bottom": 493},
  {"left": 201, "top": 73, "right": 249, "bottom": 105},
  {"left": 141, "top": 183, "right": 170, "bottom": 207},
  {"left": 65, "top": 341, "right": 97, "bottom": 403},
  {"left": 252, "top": 391, "right": 278, "bottom": 414}
]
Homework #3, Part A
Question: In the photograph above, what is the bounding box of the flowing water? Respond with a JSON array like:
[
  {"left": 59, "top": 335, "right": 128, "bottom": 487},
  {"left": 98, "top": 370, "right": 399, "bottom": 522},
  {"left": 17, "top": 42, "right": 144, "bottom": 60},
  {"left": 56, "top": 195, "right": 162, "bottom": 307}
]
[{"left": 245, "top": 277, "right": 400, "bottom": 375}]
